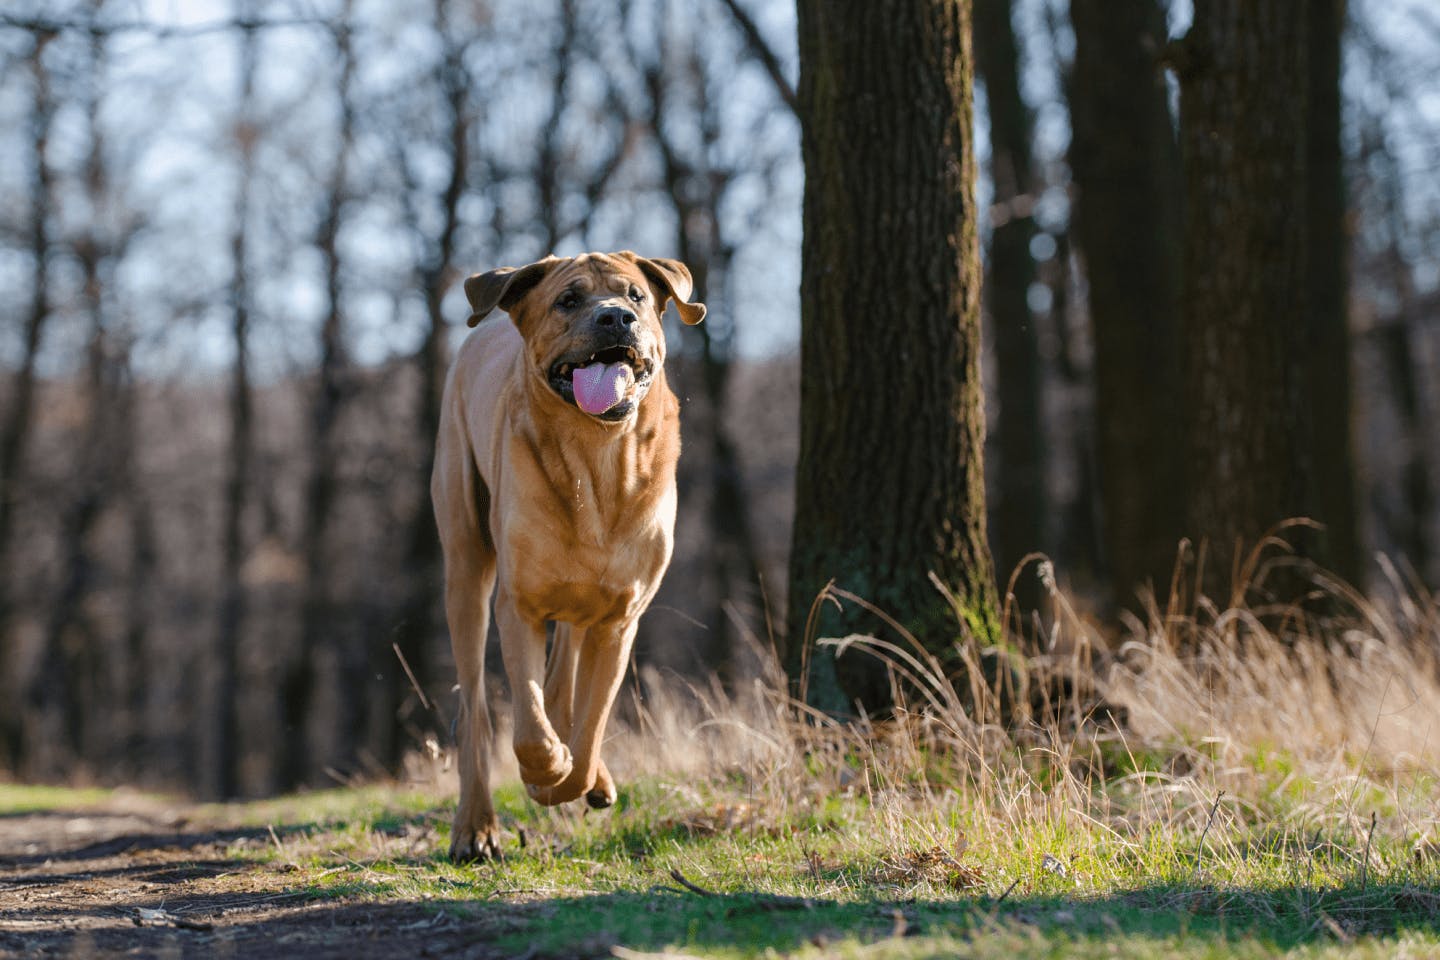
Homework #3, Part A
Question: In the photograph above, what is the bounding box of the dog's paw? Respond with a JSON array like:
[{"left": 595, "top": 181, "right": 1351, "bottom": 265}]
[
  {"left": 449, "top": 823, "right": 502, "bottom": 863},
  {"left": 585, "top": 760, "right": 617, "bottom": 809},
  {"left": 514, "top": 738, "right": 573, "bottom": 787}
]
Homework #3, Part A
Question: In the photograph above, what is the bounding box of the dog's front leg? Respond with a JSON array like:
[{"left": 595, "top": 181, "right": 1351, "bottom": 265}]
[
  {"left": 544, "top": 623, "right": 617, "bottom": 809},
  {"left": 495, "top": 585, "right": 573, "bottom": 788},
  {"left": 527, "top": 617, "right": 637, "bottom": 807}
]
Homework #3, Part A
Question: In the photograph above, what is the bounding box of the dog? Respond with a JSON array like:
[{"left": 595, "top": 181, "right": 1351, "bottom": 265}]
[{"left": 432, "top": 250, "right": 705, "bottom": 861}]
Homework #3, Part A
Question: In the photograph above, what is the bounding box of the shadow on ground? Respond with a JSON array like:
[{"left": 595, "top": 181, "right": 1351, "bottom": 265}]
[{"left": 4, "top": 804, "right": 1440, "bottom": 958}]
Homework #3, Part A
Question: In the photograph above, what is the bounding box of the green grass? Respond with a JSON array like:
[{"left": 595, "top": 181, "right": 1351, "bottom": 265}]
[
  {"left": 169, "top": 765, "right": 1434, "bottom": 960},
  {"left": 7, "top": 566, "right": 1438, "bottom": 957},
  {"left": 0, "top": 781, "right": 125, "bottom": 813}
]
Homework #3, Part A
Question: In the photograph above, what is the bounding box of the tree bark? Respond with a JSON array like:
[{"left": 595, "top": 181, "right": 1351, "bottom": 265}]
[
  {"left": 1068, "top": 0, "right": 1183, "bottom": 610},
  {"left": 1176, "top": 1, "right": 1313, "bottom": 600},
  {"left": 787, "top": 0, "right": 999, "bottom": 713},
  {"left": 973, "top": 0, "right": 1046, "bottom": 615}
]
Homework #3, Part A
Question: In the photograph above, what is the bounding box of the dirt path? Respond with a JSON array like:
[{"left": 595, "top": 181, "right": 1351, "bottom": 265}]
[{"left": 0, "top": 798, "right": 501, "bottom": 959}]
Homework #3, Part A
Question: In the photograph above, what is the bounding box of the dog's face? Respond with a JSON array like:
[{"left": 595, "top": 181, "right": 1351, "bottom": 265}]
[{"left": 464, "top": 252, "right": 705, "bottom": 422}]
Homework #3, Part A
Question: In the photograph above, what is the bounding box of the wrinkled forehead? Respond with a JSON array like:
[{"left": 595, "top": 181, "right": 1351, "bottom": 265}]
[{"left": 540, "top": 254, "right": 646, "bottom": 300}]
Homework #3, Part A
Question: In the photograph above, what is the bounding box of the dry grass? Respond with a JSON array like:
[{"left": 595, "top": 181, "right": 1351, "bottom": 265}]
[
  {"left": 346, "top": 539, "right": 1440, "bottom": 955},
  {"left": 523, "top": 535, "right": 1440, "bottom": 873}
]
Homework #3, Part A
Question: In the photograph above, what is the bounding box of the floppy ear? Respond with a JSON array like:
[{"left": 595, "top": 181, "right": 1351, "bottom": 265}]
[
  {"left": 625, "top": 253, "right": 706, "bottom": 326},
  {"left": 463, "top": 257, "right": 560, "bottom": 327}
]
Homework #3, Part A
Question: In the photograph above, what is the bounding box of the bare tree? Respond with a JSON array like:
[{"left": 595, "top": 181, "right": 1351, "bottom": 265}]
[
  {"left": 285, "top": 1, "right": 358, "bottom": 787},
  {"left": 209, "top": 4, "right": 260, "bottom": 799},
  {"left": 974, "top": 0, "right": 1047, "bottom": 615},
  {"left": 633, "top": 1, "right": 769, "bottom": 680},
  {"left": 31, "top": 18, "right": 126, "bottom": 771},
  {"left": 2, "top": 30, "right": 56, "bottom": 771},
  {"left": 1069, "top": 0, "right": 1183, "bottom": 610},
  {"left": 381, "top": 0, "right": 476, "bottom": 775}
]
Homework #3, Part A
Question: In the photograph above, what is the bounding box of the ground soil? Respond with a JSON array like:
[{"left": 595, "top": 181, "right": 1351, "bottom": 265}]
[{"left": 0, "top": 796, "right": 512, "bottom": 959}]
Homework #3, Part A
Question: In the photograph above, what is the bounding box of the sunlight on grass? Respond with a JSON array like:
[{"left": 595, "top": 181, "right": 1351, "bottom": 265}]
[
  {"left": 14, "top": 547, "right": 1435, "bottom": 958},
  {"left": 218, "top": 546, "right": 1440, "bottom": 957}
]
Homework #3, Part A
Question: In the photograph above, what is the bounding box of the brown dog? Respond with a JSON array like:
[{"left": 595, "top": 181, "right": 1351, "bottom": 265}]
[{"left": 432, "top": 251, "right": 704, "bottom": 861}]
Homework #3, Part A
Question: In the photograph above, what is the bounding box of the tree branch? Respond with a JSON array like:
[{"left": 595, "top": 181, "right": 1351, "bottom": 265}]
[{"left": 713, "top": 0, "right": 797, "bottom": 116}]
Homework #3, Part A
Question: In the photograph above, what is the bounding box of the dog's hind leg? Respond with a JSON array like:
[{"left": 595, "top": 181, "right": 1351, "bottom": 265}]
[{"left": 434, "top": 391, "right": 501, "bottom": 862}]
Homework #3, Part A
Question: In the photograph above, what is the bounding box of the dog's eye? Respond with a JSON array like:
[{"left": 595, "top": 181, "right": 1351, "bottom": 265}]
[
  {"left": 628, "top": 286, "right": 645, "bottom": 304},
  {"left": 556, "top": 291, "right": 580, "bottom": 310}
]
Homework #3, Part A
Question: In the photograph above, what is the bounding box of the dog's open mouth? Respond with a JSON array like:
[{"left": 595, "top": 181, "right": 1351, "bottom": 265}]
[{"left": 548, "top": 346, "right": 654, "bottom": 419}]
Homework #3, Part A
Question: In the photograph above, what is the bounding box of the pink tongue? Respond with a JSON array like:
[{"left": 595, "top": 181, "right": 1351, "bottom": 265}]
[{"left": 571, "top": 361, "right": 633, "bottom": 415}]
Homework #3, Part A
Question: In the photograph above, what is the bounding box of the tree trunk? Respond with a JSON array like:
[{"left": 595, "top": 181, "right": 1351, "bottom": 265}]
[
  {"left": 0, "top": 34, "right": 55, "bottom": 771},
  {"left": 1068, "top": 0, "right": 1183, "bottom": 610},
  {"left": 31, "top": 23, "right": 119, "bottom": 774},
  {"left": 285, "top": 7, "right": 357, "bottom": 788},
  {"left": 973, "top": 0, "right": 1046, "bottom": 615},
  {"left": 787, "top": 0, "right": 999, "bottom": 713},
  {"left": 210, "top": 12, "right": 259, "bottom": 799},
  {"left": 381, "top": 6, "right": 469, "bottom": 772},
  {"left": 641, "top": 31, "right": 765, "bottom": 684},
  {"left": 1303, "top": 0, "right": 1361, "bottom": 586},
  {"left": 1176, "top": 2, "right": 1313, "bottom": 600}
]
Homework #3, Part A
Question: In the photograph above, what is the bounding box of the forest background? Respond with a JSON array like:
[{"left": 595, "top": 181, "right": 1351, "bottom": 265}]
[{"left": 0, "top": 0, "right": 1437, "bottom": 800}]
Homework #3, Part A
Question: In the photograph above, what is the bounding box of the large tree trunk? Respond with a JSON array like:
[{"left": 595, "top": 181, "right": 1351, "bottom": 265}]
[
  {"left": 1176, "top": 2, "right": 1314, "bottom": 600},
  {"left": 973, "top": 0, "right": 1046, "bottom": 615},
  {"left": 1068, "top": 0, "right": 1183, "bottom": 610},
  {"left": 1303, "top": 0, "right": 1361, "bottom": 586},
  {"left": 787, "top": 0, "right": 999, "bottom": 713}
]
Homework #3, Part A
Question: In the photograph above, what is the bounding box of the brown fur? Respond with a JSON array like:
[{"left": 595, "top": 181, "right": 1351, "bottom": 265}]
[{"left": 432, "top": 251, "right": 704, "bottom": 861}]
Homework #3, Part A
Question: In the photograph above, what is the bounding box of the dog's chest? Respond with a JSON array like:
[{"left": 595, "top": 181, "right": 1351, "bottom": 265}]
[{"left": 497, "top": 462, "right": 675, "bottom": 626}]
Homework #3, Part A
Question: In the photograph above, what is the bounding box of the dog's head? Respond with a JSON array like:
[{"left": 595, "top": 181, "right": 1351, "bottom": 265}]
[{"left": 463, "top": 252, "right": 705, "bottom": 422}]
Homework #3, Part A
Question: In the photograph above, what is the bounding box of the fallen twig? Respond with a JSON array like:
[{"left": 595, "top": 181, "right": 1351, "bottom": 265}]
[
  {"left": 668, "top": 868, "right": 717, "bottom": 896},
  {"left": 666, "top": 868, "right": 814, "bottom": 911},
  {"left": 132, "top": 907, "right": 213, "bottom": 932},
  {"left": 1194, "top": 791, "right": 1225, "bottom": 876}
]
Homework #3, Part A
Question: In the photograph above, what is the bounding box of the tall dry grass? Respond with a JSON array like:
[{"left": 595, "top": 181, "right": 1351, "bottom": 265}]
[
  {"left": 406, "top": 537, "right": 1438, "bottom": 871},
  {"left": 582, "top": 537, "right": 1440, "bottom": 854}
]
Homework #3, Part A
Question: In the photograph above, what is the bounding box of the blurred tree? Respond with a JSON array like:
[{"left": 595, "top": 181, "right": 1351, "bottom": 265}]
[
  {"left": 31, "top": 18, "right": 124, "bottom": 773},
  {"left": 1175, "top": 0, "right": 1358, "bottom": 598},
  {"left": 1068, "top": 0, "right": 1183, "bottom": 611},
  {"left": 636, "top": 1, "right": 769, "bottom": 682},
  {"left": 0, "top": 30, "right": 55, "bottom": 771},
  {"left": 973, "top": 0, "right": 1046, "bottom": 617},
  {"left": 1304, "top": 0, "right": 1362, "bottom": 586},
  {"left": 1351, "top": 42, "right": 1435, "bottom": 587},
  {"left": 210, "top": 4, "right": 259, "bottom": 799},
  {"left": 382, "top": 0, "right": 475, "bottom": 777},
  {"left": 787, "top": 0, "right": 999, "bottom": 712},
  {"left": 287, "top": 1, "right": 358, "bottom": 790}
]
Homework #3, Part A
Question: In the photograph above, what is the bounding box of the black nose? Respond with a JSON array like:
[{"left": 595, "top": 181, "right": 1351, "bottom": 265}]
[{"left": 592, "top": 306, "right": 637, "bottom": 328}]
